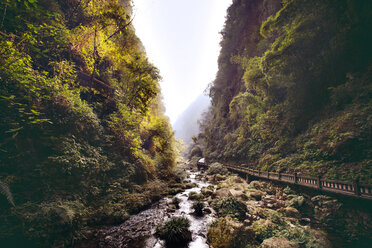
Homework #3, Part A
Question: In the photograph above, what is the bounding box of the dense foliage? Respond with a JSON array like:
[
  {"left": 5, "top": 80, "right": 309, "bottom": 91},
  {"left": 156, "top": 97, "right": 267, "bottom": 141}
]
[
  {"left": 0, "top": 0, "right": 177, "bottom": 246},
  {"left": 198, "top": 0, "right": 372, "bottom": 183}
]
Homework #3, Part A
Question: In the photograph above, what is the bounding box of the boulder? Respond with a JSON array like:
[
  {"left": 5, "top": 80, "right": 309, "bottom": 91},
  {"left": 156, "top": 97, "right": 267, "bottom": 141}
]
[
  {"left": 201, "top": 187, "right": 214, "bottom": 197},
  {"left": 249, "top": 180, "right": 263, "bottom": 189},
  {"left": 280, "top": 207, "right": 300, "bottom": 218},
  {"left": 260, "top": 237, "right": 299, "bottom": 248},
  {"left": 249, "top": 190, "right": 265, "bottom": 200},
  {"left": 215, "top": 188, "right": 232, "bottom": 198},
  {"left": 229, "top": 189, "right": 244, "bottom": 198}
]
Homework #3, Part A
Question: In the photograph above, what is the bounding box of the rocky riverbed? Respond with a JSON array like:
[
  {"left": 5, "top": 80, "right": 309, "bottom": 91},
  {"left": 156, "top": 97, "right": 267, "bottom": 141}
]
[
  {"left": 82, "top": 169, "right": 215, "bottom": 248},
  {"left": 78, "top": 163, "right": 372, "bottom": 248}
]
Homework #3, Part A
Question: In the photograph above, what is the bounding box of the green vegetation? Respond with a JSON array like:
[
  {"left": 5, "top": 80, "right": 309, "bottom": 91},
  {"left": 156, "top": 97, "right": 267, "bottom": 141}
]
[
  {"left": 211, "top": 197, "right": 247, "bottom": 221},
  {"left": 155, "top": 217, "right": 192, "bottom": 246},
  {"left": 197, "top": 0, "right": 372, "bottom": 183},
  {"left": 206, "top": 162, "right": 229, "bottom": 175},
  {"left": 207, "top": 216, "right": 256, "bottom": 248},
  {"left": 192, "top": 200, "right": 205, "bottom": 216},
  {"left": 207, "top": 174, "right": 337, "bottom": 248},
  {"left": 0, "top": 0, "right": 177, "bottom": 246}
]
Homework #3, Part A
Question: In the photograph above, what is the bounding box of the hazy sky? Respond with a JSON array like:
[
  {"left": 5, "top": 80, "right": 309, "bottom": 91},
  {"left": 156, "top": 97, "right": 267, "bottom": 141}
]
[{"left": 132, "top": 0, "right": 232, "bottom": 124}]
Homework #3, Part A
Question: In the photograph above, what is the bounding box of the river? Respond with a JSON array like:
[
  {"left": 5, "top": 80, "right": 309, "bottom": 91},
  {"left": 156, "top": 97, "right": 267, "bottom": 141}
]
[{"left": 92, "top": 169, "right": 214, "bottom": 248}]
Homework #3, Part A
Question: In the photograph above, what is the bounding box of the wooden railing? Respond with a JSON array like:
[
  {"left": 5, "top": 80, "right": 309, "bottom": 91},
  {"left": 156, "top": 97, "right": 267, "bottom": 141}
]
[{"left": 224, "top": 165, "right": 372, "bottom": 200}]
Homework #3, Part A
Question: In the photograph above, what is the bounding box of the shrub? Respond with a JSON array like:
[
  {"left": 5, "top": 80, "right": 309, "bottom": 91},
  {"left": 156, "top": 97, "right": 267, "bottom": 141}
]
[
  {"left": 188, "top": 191, "right": 204, "bottom": 201},
  {"left": 172, "top": 197, "right": 181, "bottom": 208},
  {"left": 192, "top": 201, "right": 205, "bottom": 216},
  {"left": 206, "top": 162, "right": 229, "bottom": 175},
  {"left": 251, "top": 219, "right": 279, "bottom": 242},
  {"left": 155, "top": 217, "right": 192, "bottom": 245},
  {"left": 207, "top": 217, "right": 256, "bottom": 248},
  {"left": 211, "top": 197, "right": 247, "bottom": 221},
  {"left": 283, "top": 186, "right": 293, "bottom": 195}
]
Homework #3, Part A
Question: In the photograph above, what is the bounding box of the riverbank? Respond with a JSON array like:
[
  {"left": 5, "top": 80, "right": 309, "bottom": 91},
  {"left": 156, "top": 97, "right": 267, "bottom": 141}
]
[
  {"left": 78, "top": 162, "right": 372, "bottom": 248},
  {"left": 77, "top": 166, "right": 214, "bottom": 247},
  {"left": 203, "top": 163, "right": 372, "bottom": 248}
]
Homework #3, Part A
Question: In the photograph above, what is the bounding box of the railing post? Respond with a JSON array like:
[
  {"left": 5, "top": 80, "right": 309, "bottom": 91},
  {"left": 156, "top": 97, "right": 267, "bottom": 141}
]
[
  {"left": 267, "top": 172, "right": 270, "bottom": 179},
  {"left": 294, "top": 172, "right": 298, "bottom": 184},
  {"left": 278, "top": 172, "right": 281, "bottom": 181},
  {"left": 317, "top": 175, "right": 322, "bottom": 189},
  {"left": 258, "top": 170, "right": 261, "bottom": 177},
  {"left": 353, "top": 179, "right": 360, "bottom": 196}
]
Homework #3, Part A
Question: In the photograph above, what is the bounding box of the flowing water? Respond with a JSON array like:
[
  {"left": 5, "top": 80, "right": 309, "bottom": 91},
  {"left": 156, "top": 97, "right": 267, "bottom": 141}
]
[{"left": 93, "top": 169, "right": 214, "bottom": 248}]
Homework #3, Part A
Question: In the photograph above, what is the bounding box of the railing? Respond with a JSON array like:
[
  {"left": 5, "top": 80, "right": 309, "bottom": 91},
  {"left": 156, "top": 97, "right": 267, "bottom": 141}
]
[{"left": 224, "top": 165, "right": 372, "bottom": 200}]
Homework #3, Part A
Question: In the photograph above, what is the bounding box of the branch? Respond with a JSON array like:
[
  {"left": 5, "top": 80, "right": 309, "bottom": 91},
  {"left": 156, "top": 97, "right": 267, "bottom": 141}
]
[{"left": 104, "top": 15, "right": 135, "bottom": 42}]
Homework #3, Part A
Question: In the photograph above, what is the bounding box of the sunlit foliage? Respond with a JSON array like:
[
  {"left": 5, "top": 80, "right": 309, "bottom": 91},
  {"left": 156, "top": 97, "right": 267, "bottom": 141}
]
[
  {"left": 0, "top": 0, "right": 177, "bottom": 246},
  {"left": 199, "top": 0, "right": 372, "bottom": 183}
]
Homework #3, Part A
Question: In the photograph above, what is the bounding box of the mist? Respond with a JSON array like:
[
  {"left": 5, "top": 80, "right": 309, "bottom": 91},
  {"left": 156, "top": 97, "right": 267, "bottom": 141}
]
[{"left": 173, "top": 94, "right": 210, "bottom": 145}]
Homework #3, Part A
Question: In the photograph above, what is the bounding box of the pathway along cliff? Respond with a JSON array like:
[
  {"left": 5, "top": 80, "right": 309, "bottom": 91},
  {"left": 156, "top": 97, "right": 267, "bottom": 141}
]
[{"left": 79, "top": 162, "right": 372, "bottom": 248}]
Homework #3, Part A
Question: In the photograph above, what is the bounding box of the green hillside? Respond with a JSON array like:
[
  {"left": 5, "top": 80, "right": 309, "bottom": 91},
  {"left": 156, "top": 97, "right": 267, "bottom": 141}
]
[
  {"left": 197, "top": 0, "right": 372, "bottom": 184},
  {"left": 0, "top": 0, "right": 178, "bottom": 246}
]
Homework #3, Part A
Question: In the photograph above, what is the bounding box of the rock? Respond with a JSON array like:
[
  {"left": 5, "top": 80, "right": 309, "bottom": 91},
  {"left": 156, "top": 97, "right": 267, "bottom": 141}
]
[
  {"left": 249, "top": 190, "right": 264, "bottom": 200},
  {"left": 215, "top": 188, "right": 232, "bottom": 198},
  {"left": 280, "top": 207, "right": 300, "bottom": 218},
  {"left": 201, "top": 187, "right": 214, "bottom": 196},
  {"left": 259, "top": 195, "right": 285, "bottom": 209},
  {"left": 184, "top": 182, "right": 198, "bottom": 189},
  {"left": 188, "top": 192, "right": 204, "bottom": 200},
  {"left": 311, "top": 195, "right": 343, "bottom": 226},
  {"left": 215, "top": 174, "right": 226, "bottom": 181},
  {"left": 286, "top": 195, "right": 305, "bottom": 208},
  {"left": 229, "top": 189, "right": 244, "bottom": 198},
  {"left": 207, "top": 217, "right": 256, "bottom": 248},
  {"left": 203, "top": 208, "right": 212, "bottom": 214},
  {"left": 207, "top": 185, "right": 215, "bottom": 190},
  {"left": 312, "top": 230, "right": 332, "bottom": 248},
  {"left": 234, "top": 176, "right": 244, "bottom": 183},
  {"left": 104, "top": 235, "right": 113, "bottom": 242},
  {"left": 168, "top": 207, "right": 176, "bottom": 213},
  {"left": 299, "top": 218, "right": 311, "bottom": 225},
  {"left": 260, "top": 237, "right": 299, "bottom": 248},
  {"left": 249, "top": 180, "right": 263, "bottom": 189},
  {"left": 244, "top": 219, "right": 252, "bottom": 226}
]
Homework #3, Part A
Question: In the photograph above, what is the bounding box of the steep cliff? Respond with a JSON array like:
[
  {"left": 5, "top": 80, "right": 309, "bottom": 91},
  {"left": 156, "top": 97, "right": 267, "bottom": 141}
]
[
  {"left": 199, "top": 0, "right": 372, "bottom": 184},
  {"left": 0, "top": 0, "right": 177, "bottom": 246}
]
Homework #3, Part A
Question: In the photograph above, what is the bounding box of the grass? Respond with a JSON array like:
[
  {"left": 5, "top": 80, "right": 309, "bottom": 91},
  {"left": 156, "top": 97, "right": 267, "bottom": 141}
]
[{"left": 155, "top": 217, "right": 192, "bottom": 245}]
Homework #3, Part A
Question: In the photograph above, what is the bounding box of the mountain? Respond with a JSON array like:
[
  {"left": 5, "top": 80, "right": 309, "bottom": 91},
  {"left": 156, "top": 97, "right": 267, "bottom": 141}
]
[
  {"left": 197, "top": 0, "right": 372, "bottom": 184},
  {"left": 0, "top": 0, "right": 177, "bottom": 246},
  {"left": 173, "top": 94, "right": 210, "bottom": 145}
]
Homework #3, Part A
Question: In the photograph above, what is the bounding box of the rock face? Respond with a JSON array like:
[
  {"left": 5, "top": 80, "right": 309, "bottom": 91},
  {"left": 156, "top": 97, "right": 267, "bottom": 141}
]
[{"left": 260, "top": 237, "right": 299, "bottom": 248}]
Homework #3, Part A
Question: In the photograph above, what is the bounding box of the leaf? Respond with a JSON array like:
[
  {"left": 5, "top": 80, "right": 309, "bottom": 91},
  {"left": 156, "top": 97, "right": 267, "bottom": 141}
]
[
  {"left": 5, "top": 127, "right": 23, "bottom": 133},
  {"left": 0, "top": 180, "right": 15, "bottom": 207}
]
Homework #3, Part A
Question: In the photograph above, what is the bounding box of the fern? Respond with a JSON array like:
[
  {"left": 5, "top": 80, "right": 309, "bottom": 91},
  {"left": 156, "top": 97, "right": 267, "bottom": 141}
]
[{"left": 0, "top": 179, "right": 15, "bottom": 206}]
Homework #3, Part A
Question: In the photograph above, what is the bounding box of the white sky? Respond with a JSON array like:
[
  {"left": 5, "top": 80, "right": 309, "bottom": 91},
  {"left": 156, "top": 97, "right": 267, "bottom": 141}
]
[{"left": 132, "top": 0, "right": 232, "bottom": 124}]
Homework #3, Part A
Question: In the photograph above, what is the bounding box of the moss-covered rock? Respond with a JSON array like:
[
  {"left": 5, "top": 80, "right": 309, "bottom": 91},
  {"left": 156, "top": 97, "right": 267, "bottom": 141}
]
[
  {"left": 207, "top": 162, "right": 229, "bottom": 175},
  {"left": 207, "top": 216, "right": 256, "bottom": 248},
  {"left": 252, "top": 219, "right": 279, "bottom": 242},
  {"left": 249, "top": 190, "right": 265, "bottom": 201},
  {"left": 260, "top": 237, "right": 299, "bottom": 248},
  {"left": 279, "top": 207, "right": 300, "bottom": 218},
  {"left": 188, "top": 191, "right": 204, "bottom": 201},
  {"left": 211, "top": 197, "right": 248, "bottom": 221}
]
